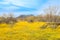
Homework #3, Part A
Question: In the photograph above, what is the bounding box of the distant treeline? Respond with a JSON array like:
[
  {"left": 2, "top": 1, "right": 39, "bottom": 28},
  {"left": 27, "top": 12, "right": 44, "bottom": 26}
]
[
  {"left": 0, "top": 13, "right": 60, "bottom": 24},
  {"left": 0, "top": 6, "right": 60, "bottom": 24}
]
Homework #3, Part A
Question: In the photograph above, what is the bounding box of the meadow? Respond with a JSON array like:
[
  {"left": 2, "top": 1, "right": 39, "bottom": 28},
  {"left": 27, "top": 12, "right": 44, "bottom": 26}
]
[{"left": 0, "top": 21, "right": 60, "bottom": 40}]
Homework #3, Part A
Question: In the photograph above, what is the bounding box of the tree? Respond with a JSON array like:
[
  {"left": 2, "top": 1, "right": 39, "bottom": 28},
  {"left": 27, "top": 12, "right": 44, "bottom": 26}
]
[{"left": 43, "top": 6, "right": 60, "bottom": 22}]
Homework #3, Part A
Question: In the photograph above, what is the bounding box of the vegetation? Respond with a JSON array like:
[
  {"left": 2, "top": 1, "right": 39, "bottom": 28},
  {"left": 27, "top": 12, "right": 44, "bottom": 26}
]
[
  {"left": 0, "top": 22, "right": 60, "bottom": 40},
  {"left": 0, "top": 6, "right": 60, "bottom": 24},
  {"left": 0, "top": 6, "right": 60, "bottom": 40}
]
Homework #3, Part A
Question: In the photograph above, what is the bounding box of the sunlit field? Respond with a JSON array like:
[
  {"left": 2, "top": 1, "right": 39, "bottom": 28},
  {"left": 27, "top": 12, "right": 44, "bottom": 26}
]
[
  {"left": 0, "top": 0, "right": 60, "bottom": 40},
  {"left": 0, "top": 21, "right": 60, "bottom": 40}
]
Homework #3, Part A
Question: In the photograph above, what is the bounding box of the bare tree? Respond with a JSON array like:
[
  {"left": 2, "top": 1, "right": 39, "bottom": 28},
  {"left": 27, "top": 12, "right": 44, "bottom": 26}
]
[{"left": 43, "top": 6, "right": 60, "bottom": 22}]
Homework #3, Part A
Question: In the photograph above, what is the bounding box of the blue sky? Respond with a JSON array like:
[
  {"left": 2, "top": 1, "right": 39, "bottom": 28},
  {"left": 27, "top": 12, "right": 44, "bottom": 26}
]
[{"left": 0, "top": 0, "right": 60, "bottom": 16}]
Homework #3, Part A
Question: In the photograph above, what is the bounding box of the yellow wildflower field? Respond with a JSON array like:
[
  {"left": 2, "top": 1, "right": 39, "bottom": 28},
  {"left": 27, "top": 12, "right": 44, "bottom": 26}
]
[{"left": 0, "top": 21, "right": 60, "bottom": 40}]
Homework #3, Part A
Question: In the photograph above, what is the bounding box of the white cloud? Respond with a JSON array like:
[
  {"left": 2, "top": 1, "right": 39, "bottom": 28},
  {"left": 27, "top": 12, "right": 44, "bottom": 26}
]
[
  {"left": 0, "top": 0, "right": 39, "bottom": 8},
  {"left": 0, "top": 0, "right": 40, "bottom": 13},
  {"left": 1, "top": 0, "right": 60, "bottom": 16}
]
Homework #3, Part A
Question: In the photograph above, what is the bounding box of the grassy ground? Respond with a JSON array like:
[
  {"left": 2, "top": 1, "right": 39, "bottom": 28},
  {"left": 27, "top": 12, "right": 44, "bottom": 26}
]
[{"left": 0, "top": 21, "right": 60, "bottom": 40}]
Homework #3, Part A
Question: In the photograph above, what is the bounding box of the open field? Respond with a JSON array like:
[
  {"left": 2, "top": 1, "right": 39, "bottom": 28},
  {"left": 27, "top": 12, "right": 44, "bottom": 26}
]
[
  {"left": 0, "top": 0, "right": 60, "bottom": 40},
  {"left": 0, "top": 21, "right": 60, "bottom": 40}
]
